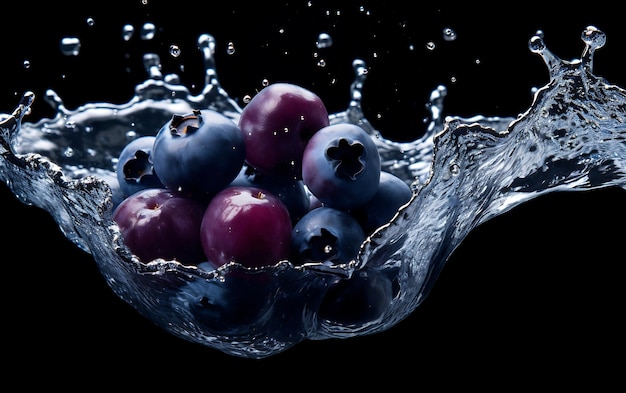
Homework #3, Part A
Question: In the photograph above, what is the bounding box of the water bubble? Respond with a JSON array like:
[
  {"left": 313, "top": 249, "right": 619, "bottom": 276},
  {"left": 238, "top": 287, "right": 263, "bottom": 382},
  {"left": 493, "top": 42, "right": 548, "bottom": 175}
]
[
  {"left": 443, "top": 27, "right": 457, "bottom": 41},
  {"left": 60, "top": 37, "right": 81, "bottom": 56},
  {"left": 122, "top": 24, "right": 134, "bottom": 41},
  {"left": 141, "top": 22, "right": 156, "bottom": 40},
  {"left": 169, "top": 45, "right": 181, "bottom": 58},
  {"left": 316, "top": 32, "right": 333, "bottom": 49}
]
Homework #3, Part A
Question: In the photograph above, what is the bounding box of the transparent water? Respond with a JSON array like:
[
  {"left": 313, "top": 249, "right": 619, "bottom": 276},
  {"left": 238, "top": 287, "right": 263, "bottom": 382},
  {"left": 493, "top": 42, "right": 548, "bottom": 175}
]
[{"left": 0, "top": 26, "right": 624, "bottom": 359}]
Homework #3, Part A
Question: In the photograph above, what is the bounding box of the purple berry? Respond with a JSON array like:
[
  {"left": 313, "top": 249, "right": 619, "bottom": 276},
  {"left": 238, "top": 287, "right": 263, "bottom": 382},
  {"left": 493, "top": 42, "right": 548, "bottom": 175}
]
[
  {"left": 200, "top": 186, "right": 292, "bottom": 268},
  {"left": 229, "top": 164, "right": 311, "bottom": 224},
  {"left": 112, "top": 188, "right": 207, "bottom": 265},
  {"left": 238, "top": 82, "right": 330, "bottom": 179}
]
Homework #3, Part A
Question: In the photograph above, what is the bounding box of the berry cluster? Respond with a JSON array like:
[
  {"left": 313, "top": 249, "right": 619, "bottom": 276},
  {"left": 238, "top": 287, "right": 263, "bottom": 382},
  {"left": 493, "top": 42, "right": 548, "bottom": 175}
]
[{"left": 112, "top": 82, "right": 413, "bottom": 271}]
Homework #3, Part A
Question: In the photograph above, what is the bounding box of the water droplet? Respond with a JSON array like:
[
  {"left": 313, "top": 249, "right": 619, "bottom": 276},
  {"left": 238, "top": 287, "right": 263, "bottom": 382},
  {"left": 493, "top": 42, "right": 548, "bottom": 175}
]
[
  {"left": 63, "top": 147, "right": 75, "bottom": 157},
  {"left": 426, "top": 41, "right": 436, "bottom": 51},
  {"left": 169, "top": 45, "right": 181, "bottom": 58},
  {"left": 60, "top": 37, "right": 81, "bottom": 56},
  {"left": 243, "top": 95, "right": 252, "bottom": 104},
  {"left": 582, "top": 25, "right": 606, "bottom": 50},
  {"left": 86, "top": 17, "right": 95, "bottom": 27},
  {"left": 226, "top": 41, "right": 235, "bottom": 55},
  {"left": 443, "top": 28, "right": 457, "bottom": 41},
  {"left": 261, "top": 79, "right": 269, "bottom": 87},
  {"left": 23, "top": 60, "right": 30, "bottom": 69},
  {"left": 317, "top": 59, "right": 327, "bottom": 67},
  {"left": 316, "top": 32, "right": 333, "bottom": 49},
  {"left": 449, "top": 163, "right": 460, "bottom": 175},
  {"left": 141, "top": 22, "right": 156, "bottom": 40},
  {"left": 122, "top": 24, "right": 134, "bottom": 41},
  {"left": 528, "top": 35, "right": 545, "bottom": 54}
]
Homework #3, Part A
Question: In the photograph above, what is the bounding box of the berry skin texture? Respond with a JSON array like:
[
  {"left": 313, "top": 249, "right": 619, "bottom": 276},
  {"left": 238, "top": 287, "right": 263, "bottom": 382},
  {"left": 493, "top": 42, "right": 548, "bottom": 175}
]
[
  {"left": 116, "top": 136, "right": 164, "bottom": 198},
  {"left": 302, "top": 123, "right": 381, "bottom": 211},
  {"left": 238, "top": 82, "right": 330, "bottom": 179},
  {"left": 200, "top": 186, "right": 292, "bottom": 268},
  {"left": 350, "top": 170, "right": 414, "bottom": 234},
  {"left": 152, "top": 109, "right": 246, "bottom": 198},
  {"left": 229, "top": 164, "right": 311, "bottom": 225},
  {"left": 291, "top": 206, "right": 365, "bottom": 265},
  {"left": 112, "top": 188, "right": 208, "bottom": 265}
]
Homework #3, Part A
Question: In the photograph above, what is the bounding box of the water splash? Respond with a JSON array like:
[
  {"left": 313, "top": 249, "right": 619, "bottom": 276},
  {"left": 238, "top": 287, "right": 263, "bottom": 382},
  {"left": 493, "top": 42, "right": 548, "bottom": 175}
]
[{"left": 0, "top": 26, "right": 624, "bottom": 358}]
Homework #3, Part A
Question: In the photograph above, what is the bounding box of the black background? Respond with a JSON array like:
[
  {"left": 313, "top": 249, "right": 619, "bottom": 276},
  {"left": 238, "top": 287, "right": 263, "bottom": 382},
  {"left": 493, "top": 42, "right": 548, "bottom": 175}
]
[{"left": 1, "top": 1, "right": 624, "bottom": 388}]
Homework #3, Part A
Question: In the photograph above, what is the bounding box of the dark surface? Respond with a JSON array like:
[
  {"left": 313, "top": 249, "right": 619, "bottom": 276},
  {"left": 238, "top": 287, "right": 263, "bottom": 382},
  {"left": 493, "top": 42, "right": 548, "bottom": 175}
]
[{"left": 1, "top": 1, "right": 624, "bottom": 388}]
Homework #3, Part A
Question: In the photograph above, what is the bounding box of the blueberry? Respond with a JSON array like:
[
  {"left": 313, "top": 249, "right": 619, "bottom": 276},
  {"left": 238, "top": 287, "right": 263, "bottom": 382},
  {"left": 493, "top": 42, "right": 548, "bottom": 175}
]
[
  {"left": 291, "top": 206, "right": 365, "bottom": 265},
  {"left": 116, "top": 136, "right": 165, "bottom": 198},
  {"left": 302, "top": 123, "right": 381, "bottom": 211},
  {"left": 318, "top": 267, "right": 394, "bottom": 326},
  {"left": 350, "top": 170, "right": 414, "bottom": 233},
  {"left": 152, "top": 109, "right": 246, "bottom": 198}
]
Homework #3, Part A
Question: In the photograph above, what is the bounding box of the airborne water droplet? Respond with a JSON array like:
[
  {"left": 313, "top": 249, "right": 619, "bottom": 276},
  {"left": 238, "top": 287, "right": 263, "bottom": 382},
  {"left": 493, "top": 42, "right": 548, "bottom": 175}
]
[
  {"left": 227, "top": 41, "right": 235, "bottom": 55},
  {"left": 122, "top": 24, "right": 135, "bottom": 41},
  {"left": 169, "top": 45, "right": 181, "bottom": 58},
  {"left": 443, "top": 27, "right": 457, "bottom": 41},
  {"left": 426, "top": 41, "right": 436, "bottom": 51},
  {"left": 316, "top": 32, "right": 333, "bottom": 48},
  {"left": 141, "top": 22, "right": 156, "bottom": 40},
  {"left": 60, "top": 37, "right": 81, "bottom": 56}
]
